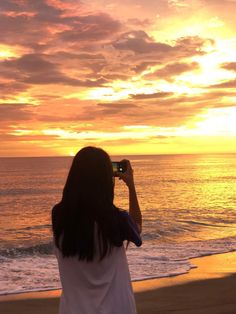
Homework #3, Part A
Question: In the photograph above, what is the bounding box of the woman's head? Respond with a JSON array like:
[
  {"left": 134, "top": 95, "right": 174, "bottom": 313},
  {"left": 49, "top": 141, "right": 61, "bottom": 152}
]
[{"left": 62, "top": 146, "right": 114, "bottom": 214}]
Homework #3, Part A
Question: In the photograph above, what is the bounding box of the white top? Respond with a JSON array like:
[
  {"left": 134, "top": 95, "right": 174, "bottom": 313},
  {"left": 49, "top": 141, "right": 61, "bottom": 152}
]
[{"left": 54, "top": 238, "right": 137, "bottom": 314}]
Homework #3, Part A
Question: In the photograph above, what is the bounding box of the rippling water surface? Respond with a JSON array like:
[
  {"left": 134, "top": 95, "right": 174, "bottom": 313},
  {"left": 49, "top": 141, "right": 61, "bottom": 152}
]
[{"left": 0, "top": 154, "right": 236, "bottom": 295}]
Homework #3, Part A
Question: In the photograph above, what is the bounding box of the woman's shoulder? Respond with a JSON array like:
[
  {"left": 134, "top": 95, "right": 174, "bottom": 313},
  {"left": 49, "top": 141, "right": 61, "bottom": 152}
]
[{"left": 115, "top": 208, "right": 142, "bottom": 247}]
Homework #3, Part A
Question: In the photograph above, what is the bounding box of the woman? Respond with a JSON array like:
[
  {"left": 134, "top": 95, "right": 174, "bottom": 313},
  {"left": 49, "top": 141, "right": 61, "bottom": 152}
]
[{"left": 52, "top": 146, "right": 142, "bottom": 314}]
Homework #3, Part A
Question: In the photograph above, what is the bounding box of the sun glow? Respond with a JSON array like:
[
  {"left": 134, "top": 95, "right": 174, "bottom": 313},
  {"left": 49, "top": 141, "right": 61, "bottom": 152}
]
[
  {"left": 0, "top": 45, "right": 17, "bottom": 59},
  {"left": 0, "top": 44, "right": 32, "bottom": 60},
  {"left": 184, "top": 40, "right": 236, "bottom": 86},
  {"left": 192, "top": 107, "right": 236, "bottom": 136}
]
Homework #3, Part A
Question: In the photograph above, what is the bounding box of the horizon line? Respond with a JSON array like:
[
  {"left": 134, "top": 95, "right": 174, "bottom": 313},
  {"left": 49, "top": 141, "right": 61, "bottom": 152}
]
[{"left": 1, "top": 152, "right": 236, "bottom": 158}]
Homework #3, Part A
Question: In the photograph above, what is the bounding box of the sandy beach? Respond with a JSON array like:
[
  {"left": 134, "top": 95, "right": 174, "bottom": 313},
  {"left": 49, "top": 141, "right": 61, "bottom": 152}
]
[{"left": 0, "top": 251, "right": 235, "bottom": 314}]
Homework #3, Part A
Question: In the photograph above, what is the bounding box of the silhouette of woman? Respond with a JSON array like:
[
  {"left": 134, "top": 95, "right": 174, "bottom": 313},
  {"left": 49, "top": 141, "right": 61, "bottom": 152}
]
[{"left": 52, "top": 146, "right": 142, "bottom": 314}]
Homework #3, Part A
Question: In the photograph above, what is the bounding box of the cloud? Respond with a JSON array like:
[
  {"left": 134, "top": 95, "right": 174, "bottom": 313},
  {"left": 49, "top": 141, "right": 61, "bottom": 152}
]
[
  {"left": 0, "top": 1, "right": 121, "bottom": 49},
  {"left": 130, "top": 92, "right": 173, "bottom": 99},
  {"left": 0, "top": 1, "right": 124, "bottom": 88},
  {"left": 132, "top": 61, "right": 159, "bottom": 73},
  {"left": 109, "top": 32, "right": 213, "bottom": 77},
  {"left": 113, "top": 30, "right": 174, "bottom": 54},
  {"left": 221, "top": 62, "right": 236, "bottom": 72},
  {"left": 113, "top": 31, "right": 211, "bottom": 56},
  {"left": 127, "top": 18, "right": 152, "bottom": 28},
  {"left": 58, "top": 13, "right": 122, "bottom": 42},
  {"left": 0, "top": 133, "right": 59, "bottom": 142},
  {"left": 0, "top": 82, "right": 28, "bottom": 96},
  {"left": 1, "top": 0, "right": 236, "bottom": 156},
  {"left": 96, "top": 102, "right": 138, "bottom": 115},
  {"left": 15, "top": 53, "right": 57, "bottom": 72},
  {"left": 1, "top": 53, "right": 108, "bottom": 86},
  {"left": 75, "top": 97, "right": 203, "bottom": 127},
  {"left": 98, "top": 102, "right": 138, "bottom": 109},
  {"left": 0, "top": 1, "right": 214, "bottom": 89},
  {"left": 0, "top": 103, "right": 34, "bottom": 121},
  {"left": 145, "top": 61, "right": 199, "bottom": 80},
  {"left": 203, "top": 0, "right": 236, "bottom": 6},
  {"left": 209, "top": 79, "right": 236, "bottom": 89},
  {"left": 23, "top": 73, "right": 107, "bottom": 87},
  {"left": 0, "top": 14, "right": 49, "bottom": 47}
]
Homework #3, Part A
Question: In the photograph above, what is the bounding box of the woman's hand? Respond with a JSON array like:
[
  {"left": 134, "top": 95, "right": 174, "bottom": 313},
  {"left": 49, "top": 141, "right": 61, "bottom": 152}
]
[
  {"left": 116, "top": 159, "right": 135, "bottom": 189},
  {"left": 116, "top": 159, "right": 142, "bottom": 233}
]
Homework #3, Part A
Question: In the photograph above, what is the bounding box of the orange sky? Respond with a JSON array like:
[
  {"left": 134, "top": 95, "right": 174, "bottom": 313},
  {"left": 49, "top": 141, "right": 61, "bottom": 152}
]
[{"left": 0, "top": 0, "right": 236, "bottom": 156}]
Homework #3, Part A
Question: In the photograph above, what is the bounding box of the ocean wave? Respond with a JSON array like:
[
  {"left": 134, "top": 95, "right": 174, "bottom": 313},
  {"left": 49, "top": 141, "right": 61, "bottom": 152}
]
[
  {"left": 6, "top": 224, "right": 52, "bottom": 232},
  {"left": 0, "top": 242, "right": 53, "bottom": 259},
  {"left": 177, "top": 219, "right": 228, "bottom": 228},
  {"left": 0, "top": 236, "right": 236, "bottom": 296},
  {"left": 0, "top": 188, "right": 58, "bottom": 196}
]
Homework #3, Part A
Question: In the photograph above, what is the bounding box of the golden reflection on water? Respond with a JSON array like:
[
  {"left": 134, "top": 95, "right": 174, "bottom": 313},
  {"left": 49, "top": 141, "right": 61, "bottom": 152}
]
[
  {"left": 0, "top": 154, "right": 236, "bottom": 247},
  {"left": 115, "top": 154, "right": 236, "bottom": 241}
]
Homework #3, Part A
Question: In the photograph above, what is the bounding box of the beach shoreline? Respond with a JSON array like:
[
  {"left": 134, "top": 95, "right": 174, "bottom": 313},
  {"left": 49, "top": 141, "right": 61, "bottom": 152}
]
[{"left": 1, "top": 251, "right": 235, "bottom": 313}]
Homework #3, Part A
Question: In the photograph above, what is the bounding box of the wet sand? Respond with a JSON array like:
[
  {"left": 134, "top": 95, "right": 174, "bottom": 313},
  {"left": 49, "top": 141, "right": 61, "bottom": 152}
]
[{"left": 0, "top": 251, "right": 235, "bottom": 314}]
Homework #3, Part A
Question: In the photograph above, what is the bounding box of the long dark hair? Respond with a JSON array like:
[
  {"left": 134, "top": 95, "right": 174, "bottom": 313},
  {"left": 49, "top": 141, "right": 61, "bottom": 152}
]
[{"left": 52, "top": 146, "right": 122, "bottom": 261}]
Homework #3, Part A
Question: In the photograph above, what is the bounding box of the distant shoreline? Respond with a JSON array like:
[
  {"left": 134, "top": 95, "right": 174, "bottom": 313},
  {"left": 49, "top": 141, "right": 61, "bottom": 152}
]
[{"left": 1, "top": 152, "right": 236, "bottom": 158}]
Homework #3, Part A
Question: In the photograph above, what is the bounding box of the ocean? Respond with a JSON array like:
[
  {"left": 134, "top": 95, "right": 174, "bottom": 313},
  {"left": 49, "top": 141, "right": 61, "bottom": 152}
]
[{"left": 0, "top": 154, "right": 236, "bottom": 295}]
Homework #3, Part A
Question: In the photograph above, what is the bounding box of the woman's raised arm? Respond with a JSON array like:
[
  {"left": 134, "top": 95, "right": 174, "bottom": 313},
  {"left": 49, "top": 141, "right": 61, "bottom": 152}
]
[{"left": 117, "top": 160, "right": 142, "bottom": 233}]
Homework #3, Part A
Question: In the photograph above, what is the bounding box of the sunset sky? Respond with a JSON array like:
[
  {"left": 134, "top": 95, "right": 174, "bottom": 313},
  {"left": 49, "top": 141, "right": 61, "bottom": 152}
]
[{"left": 0, "top": 0, "right": 236, "bottom": 156}]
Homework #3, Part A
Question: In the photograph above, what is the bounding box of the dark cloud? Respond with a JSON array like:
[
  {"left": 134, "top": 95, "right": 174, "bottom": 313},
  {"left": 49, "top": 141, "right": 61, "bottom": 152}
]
[
  {"left": 18, "top": 53, "right": 57, "bottom": 72},
  {"left": 81, "top": 90, "right": 236, "bottom": 127},
  {"left": 221, "top": 62, "right": 236, "bottom": 72},
  {"left": 32, "top": 1, "right": 64, "bottom": 23},
  {"left": 33, "top": 89, "right": 236, "bottom": 127},
  {"left": 109, "top": 32, "right": 213, "bottom": 79},
  {"left": 97, "top": 102, "right": 138, "bottom": 109},
  {"left": 72, "top": 98, "right": 200, "bottom": 127},
  {"left": 0, "top": 1, "right": 124, "bottom": 88},
  {"left": 130, "top": 92, "right": 173, "bottom": 99},
  {"left": 56, "top": 52, "right": 106, "bottom": 61},
  {"left": 209, "top": 79, "right": 236, "bottom": 89},
  {"left": 113, "top": 30, "right": 173, "bottom": 54},
  {"left": 0, "top": 1, "right": 121, "bottom": 49},
  {"left": 0, "top": 14, "right": 49, "bottom": 47},
  {"left": 0, "top": 82, "right": 28, "bottom": 96},
  {"left": 0, "top": 1, "right": 215, "bottom": 91},
  {"left": 24, "top": 72, "right": 107, "bottom": 87},
  {"left": 1, "top": 53, "right": 108, "bottom": 86},
  {"left": 113, "top": 31, "right": 211, "bottom": 57},
  {"left": 0, "top": 104, "right": 34, "bottom": 121},
  {"left": 46, "top": 51, "right": 108, "bottom": 78},
  {"left": 2, "top": 0, "right": 59, "bottom": 17},
  {"left": 0, "top": 53, "right": 44, "bottom": 79},
  {"left": 0, "top": 1, "right": 21, "bottom": 12},
  {"left": 58, "top": 13, "right": 122, "bottom": 42},
  {"left": 146, "top": 62, "right": 199, "bottom": 80},
  {"left": 132, "top": 61, "right": 159, "bottom": 73},
  {"left": 70, "top": 102, "right": 141, "bottom": 118}
]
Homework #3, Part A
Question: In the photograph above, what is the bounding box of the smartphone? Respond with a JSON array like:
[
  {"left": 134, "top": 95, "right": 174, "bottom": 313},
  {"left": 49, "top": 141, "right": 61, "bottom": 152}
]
[{"left": 112, "top": 161, "right": 127, "bottom": 174}]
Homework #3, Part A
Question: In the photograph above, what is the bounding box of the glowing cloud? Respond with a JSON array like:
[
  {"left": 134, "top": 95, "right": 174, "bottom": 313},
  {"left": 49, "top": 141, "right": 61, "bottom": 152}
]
[{"left": 0, "top": 0, "right": 236, "bottom": 156}]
